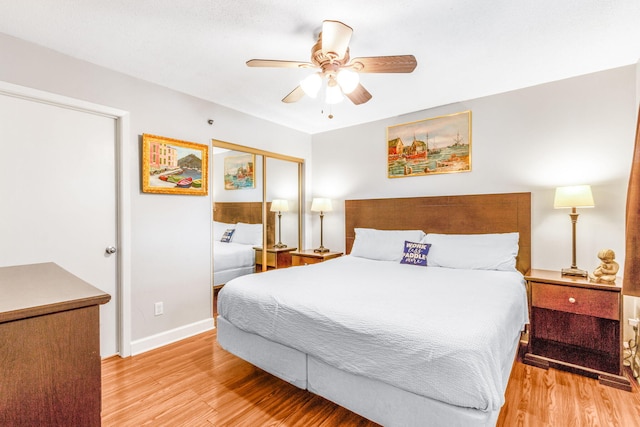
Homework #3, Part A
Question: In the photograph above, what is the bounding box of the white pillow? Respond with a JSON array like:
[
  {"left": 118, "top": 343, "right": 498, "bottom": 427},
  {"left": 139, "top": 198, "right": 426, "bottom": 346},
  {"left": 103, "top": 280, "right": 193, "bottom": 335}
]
[
  {"left": 232, "top": 222, "right": 263, "bottom": 246},
  {"left": 350, "top": 228, "right": 427, "bottom": 261},
  {"left": 213, "top": 221, "right": 235, "bottom": 241},
  {"left": 423, "top": 232, "right": 519, "bottom": 271}
]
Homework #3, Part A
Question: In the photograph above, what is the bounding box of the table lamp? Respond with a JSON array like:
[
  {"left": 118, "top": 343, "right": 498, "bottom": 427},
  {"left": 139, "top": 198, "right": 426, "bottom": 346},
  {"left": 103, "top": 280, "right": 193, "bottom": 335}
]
[
  {"left": 270, "top": 199, "right": 289, "bottom": 248},
  {"left": 554, "top": 185, "right": 594, "bottom": 277},
  {"left": 311, "top": 198, "right": 332, "bottom": 253}
]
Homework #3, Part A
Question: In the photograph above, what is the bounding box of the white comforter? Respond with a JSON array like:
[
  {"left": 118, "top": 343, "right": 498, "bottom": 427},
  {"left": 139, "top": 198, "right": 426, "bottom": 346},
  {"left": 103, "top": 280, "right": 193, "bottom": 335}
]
[
  {"left": 213, "top": 241, "right": 255, "bottom": 271},
  {"left": 218, "top": 255, "right": 528, "bottom": 411}
]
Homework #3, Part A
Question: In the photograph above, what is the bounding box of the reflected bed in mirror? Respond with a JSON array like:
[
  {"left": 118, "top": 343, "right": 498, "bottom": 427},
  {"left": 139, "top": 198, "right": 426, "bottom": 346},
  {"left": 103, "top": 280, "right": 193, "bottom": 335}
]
[
  {"left": 211, "top": 139, "right": 304, "bottom": 290},
  {"left": 212, "top": 202, "right": 275, "bottom": 288}
]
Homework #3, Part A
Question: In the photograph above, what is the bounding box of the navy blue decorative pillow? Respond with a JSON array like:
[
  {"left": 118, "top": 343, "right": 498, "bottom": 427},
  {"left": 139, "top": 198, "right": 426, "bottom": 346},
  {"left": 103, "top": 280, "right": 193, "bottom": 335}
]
[
  {"left": 220, "top": 228, "right": 235, "bottom": 243},
  {"left": 400, "top": 241, "right": 431, "bottom": 266}
]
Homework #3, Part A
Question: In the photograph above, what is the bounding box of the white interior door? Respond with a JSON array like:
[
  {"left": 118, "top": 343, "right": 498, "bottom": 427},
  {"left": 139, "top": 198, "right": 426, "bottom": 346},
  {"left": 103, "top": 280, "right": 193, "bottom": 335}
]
[{"left": 0, "top": 93, "right": 118, "bottom": 357}]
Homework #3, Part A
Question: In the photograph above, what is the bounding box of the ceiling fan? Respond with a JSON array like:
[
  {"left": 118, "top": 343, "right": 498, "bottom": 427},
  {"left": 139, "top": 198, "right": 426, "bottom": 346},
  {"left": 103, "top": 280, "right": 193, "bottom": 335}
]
[{"left": 246, "top": 20, "right": 417, "bottom": 106}]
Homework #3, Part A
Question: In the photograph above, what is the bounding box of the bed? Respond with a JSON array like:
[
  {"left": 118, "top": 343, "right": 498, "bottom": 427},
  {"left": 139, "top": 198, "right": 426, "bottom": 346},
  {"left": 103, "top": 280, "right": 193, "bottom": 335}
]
[
  {"left": 212, "top": 202, "right": 275, "bottom": 288},
  {"left": 217, "top": 193, "right": 531, "bottom": 426}
]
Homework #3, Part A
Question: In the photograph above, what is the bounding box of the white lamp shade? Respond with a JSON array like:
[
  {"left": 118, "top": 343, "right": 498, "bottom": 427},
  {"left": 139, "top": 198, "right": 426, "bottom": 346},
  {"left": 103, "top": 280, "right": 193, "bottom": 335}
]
[
  {"left": 300, "top": 73, "right": 322, "bottom": 98},
  {"left": 336, "top": 69, "right": 359, "bottom": 94},
  {"left": 270, "top": 199, "right": 289, "bottom": 212},
  {"left": 311, "top": 198, "right": 332, "bottom": 212},
  {"left": 554, "top": 185, "right": 595, "bottom": 208}
]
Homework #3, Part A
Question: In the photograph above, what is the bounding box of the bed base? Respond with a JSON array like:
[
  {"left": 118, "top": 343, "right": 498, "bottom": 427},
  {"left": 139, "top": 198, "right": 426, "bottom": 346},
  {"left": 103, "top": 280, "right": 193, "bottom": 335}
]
[
  {"left": 213, "top": 265, "right": 255, "bottom": 288},
  {"left": 217, "top": 316, "right": 307, "bottom": 389},
  {"left": 217, "top": 314, "right": 519, "bottom": 427}
]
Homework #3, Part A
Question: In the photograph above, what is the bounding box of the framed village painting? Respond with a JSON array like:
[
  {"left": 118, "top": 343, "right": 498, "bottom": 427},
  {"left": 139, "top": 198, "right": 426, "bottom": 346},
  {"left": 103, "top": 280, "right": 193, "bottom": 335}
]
[
  {"left": 142, "top": 134, "right": 209, "bottom": 195},
  {"left": 387, "top": 110, "right": 472, "bottom": 178},
  {"left": 224, "top": 153, "right": 256, "bottom": 190}
]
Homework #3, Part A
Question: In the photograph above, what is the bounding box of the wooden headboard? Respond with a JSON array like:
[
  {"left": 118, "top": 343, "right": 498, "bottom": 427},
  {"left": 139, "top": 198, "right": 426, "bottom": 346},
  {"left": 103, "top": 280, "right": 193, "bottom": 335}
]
[
  {"left": 345, "top": 192, "right": 531, "bottom": 274},
  {"left": 213, "top": 202, "right": 276, "bottom": 247}
]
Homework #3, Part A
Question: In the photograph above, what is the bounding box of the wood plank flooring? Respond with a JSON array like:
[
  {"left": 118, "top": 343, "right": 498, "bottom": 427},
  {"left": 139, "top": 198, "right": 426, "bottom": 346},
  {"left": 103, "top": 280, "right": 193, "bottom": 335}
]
[{"left": 102, "top": 329, "right": 640, "bottom": 426}]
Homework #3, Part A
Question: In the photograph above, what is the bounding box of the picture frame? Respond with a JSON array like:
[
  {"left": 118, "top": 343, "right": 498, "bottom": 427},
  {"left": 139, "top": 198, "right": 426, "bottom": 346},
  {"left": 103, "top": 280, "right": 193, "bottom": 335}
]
[
  {"left": 387, "top": 110, "right": 471, "bottom": 178},
  {"left": 142, "top": 134, "right": 209, "bottom": 195},
  {"left": 224, "top": 153, "right": 256, "bottom": 190}
]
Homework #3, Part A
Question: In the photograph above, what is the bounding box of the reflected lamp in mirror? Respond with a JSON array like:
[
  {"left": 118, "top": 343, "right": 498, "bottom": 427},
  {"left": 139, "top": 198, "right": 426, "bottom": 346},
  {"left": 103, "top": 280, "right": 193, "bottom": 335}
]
[
  {"left": 270, "top": 199, "right": 289, "bottom": 248},
  {"left": 311, "top": 198, "right": 332, "bottom": 253},
  {"left": 554, "top": 185, "right": 595, "bottom": 277}
]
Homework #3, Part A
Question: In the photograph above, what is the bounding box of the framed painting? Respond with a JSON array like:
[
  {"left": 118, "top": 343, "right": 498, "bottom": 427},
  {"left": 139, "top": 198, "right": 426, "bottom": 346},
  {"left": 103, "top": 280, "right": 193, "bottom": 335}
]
[
  {"left": 387, "top": 110, "right": 471, "bottom": 178},
  {"left": 142, "top": 134, "right": 209, "bottom": 195},
  {"left": 224, "top": 153, "right": 256, "bottom": 190}
]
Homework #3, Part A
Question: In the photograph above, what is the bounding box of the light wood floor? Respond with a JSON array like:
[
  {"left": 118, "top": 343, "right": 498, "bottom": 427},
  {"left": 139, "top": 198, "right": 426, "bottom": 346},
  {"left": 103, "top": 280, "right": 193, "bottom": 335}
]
[{"left": 102, "top": 329, "right": 640, "bottom": 426}]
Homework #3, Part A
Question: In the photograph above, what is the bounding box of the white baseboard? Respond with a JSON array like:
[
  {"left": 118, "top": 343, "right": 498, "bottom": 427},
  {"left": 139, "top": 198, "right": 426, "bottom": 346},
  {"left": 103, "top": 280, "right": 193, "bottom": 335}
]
[{"left": 130, "top": 318, "right": 215, "bottom": 356}]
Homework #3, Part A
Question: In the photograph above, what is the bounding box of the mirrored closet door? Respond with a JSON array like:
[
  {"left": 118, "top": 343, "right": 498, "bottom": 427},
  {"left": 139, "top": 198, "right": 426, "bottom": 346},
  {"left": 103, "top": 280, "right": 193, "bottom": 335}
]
[{"left": 211, "top": 140, "right": 303, "bottom": 289}]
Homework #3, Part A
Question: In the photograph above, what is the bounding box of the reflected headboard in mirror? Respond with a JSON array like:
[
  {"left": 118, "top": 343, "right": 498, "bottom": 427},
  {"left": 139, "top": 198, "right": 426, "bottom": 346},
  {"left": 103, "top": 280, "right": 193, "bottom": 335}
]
[{"left": 214, "top": 202, "right": 275, "bottom": 247}]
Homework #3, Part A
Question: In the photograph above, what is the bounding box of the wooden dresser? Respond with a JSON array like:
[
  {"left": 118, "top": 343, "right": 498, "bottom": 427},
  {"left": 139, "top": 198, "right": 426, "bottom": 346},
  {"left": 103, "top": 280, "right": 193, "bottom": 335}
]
[
  {"left": 524, "top": 269, "right": 631, "bottom": 390},
  {"left": 0, "top": 262, "right": 111, "bottom": 426}
]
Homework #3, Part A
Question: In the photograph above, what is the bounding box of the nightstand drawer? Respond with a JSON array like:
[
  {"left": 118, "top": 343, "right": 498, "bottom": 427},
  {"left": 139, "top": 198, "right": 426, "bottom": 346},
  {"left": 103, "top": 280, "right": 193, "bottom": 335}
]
[
  {"left": 291, "top": 250, "right": 343, "bottom": 266},
  {"left": 293, "top": 255, "right": 323, "bottom": 266},
  {"left": 531, "top": 282, "right": 619, "bottom": 320},
  {"left": 253, "top": 247, "right": 296, "bottom": 271}
]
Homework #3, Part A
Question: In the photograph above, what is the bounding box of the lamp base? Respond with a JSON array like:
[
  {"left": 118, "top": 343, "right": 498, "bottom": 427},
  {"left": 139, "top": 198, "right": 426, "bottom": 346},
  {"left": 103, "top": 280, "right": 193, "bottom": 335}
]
[
  {"left": 561, "top": 267, "right": 588, "bottom": 277},
  {"left": 273, "top": 243, "right": 287, "bottom": 248},
  {"left": 314, "top": 247, "right": 330, "bottom": 253}
]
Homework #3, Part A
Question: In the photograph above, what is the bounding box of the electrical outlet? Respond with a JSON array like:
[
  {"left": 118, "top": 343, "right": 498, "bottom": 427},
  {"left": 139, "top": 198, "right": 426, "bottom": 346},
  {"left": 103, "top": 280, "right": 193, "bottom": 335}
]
[
  {"left": 154, "top": 302, "right": 163, "bottom": 316},
  {"left": 629, "top": 318, "right": 639, "bottom": 328}
]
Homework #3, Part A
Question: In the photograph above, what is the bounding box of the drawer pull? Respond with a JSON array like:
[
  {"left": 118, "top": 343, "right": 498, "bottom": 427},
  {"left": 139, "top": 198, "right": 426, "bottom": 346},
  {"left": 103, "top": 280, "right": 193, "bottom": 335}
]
[{"left": 568, "top": 297, "right": 576, "bottom": 304}]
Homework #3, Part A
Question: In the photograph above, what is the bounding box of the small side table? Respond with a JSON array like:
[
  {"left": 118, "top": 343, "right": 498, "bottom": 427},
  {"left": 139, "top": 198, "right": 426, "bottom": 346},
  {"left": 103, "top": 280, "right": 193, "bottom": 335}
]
[
  {"left": 524, "top": 269, "right": 631, "bottom": 391},
  {"left": 253, "top": 246, "right": 297, "bottom": 272},
  {"left": 291, "top": 249, "right": 343, "bottom": 266}
]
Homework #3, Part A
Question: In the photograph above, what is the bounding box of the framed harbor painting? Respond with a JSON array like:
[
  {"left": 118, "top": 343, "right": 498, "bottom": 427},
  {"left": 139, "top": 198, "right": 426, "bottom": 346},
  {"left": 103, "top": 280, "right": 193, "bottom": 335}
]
[
  {"left": 387, "top": 110, "right": 471, "bottom": 178},
  {"left": 224, "top": 153, "right": 256, "bottom": 190},
  {"left": 142, "top": 134, "right": 209, "bottom": 195}
]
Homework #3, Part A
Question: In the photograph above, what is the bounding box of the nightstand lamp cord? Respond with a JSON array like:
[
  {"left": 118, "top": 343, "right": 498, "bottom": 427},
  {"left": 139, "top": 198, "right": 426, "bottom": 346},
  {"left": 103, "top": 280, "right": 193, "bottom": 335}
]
[{"left": 624, "top": 323, "right": 639, "bottom": 379}]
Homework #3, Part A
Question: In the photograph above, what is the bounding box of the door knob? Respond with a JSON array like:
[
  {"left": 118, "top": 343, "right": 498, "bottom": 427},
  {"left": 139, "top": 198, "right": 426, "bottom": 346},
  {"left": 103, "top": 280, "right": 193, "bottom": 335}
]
[{"left": 105, "top": 246, "right": 117, "bottom": 254}]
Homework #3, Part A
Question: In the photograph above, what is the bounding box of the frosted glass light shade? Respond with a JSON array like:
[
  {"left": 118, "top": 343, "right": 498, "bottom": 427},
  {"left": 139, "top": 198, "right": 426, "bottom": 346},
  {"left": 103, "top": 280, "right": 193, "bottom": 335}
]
[
  {"left": 554, "top": 185, "right": 595, "bottom": 208},
  {"left": 336, "top": 69, "right": 359, "bottom": 94},
  {"left": 300, "top": 73, "right": 322, "bottom": 98},
  {"left": 270, "top": 199, "right": 289, "bottom": 212},
  {"left": 311, "top": 198, "right": 332, "bottom": 212},
  {"left": 325, "top": 84, "right": 343, "bottom": 104}
]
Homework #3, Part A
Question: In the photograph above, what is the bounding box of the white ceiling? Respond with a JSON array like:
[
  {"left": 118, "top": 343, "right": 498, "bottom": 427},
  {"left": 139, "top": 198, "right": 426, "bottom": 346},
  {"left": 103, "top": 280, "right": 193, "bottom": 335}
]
[{"left": 1, "top": 1, "right": 638, "bottom": 134}]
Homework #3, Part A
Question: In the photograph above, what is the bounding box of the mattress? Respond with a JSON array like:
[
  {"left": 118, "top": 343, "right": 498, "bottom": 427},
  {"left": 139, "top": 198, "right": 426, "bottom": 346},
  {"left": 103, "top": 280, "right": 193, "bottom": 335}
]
[
  {"left": 213, "top": 241, "right": 255, "bottom": 271},
  {"left": 213, "top": 241, "right": 255, "bottom": 286},
  {"left": 218, "top": 255, "right": 528, "bottom": 411}
]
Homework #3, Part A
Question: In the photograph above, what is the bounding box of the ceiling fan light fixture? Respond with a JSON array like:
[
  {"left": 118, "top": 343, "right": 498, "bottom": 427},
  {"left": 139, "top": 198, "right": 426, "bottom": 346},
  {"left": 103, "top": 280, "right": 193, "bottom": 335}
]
[
  {"left": 300, "top": 73, "right": 322, "bottom": 98},
  {"left": 247, "top": 20, "right": 417, "bottom": 106},
  {"left": 336, "top": 69, "right": 359, "bottom": 94},
  {"left": 325, "top": 83, "right": 343, "bottom": 104}
]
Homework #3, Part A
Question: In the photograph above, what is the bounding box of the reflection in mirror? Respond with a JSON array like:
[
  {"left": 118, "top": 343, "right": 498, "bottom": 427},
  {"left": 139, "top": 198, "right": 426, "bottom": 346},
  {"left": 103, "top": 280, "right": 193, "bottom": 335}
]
[
  {"left": 212, "top": 149, "right": 265, "bottom": 289},
  {"left": 267, "top": 157, "right": 299, "bottom": 251},
  {"left": 211, "top": 140, "right": 304, "bottom": 293}
]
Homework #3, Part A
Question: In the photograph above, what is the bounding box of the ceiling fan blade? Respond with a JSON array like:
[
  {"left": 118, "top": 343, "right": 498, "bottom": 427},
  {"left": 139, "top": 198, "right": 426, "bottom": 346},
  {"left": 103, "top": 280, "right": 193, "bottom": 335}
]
[
  {"left": 247, "top": 59, "right": 314, "bottom": 69},
  {"left": 345, "top": 83, "right": 372, "bottom": 105},
  {"left": 349, "top": 55, "right": 417, "bottom": 73},
  {"left": 282, "top": 86, "right": 306, "bottom": 103},
  {"left": 321, "top": 20, "right": 353, "bottom": 59}
]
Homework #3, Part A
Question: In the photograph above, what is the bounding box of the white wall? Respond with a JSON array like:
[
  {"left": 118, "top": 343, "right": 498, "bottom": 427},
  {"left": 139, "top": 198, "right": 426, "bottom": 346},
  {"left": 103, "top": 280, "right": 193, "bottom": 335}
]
[
  {"left": 2, "top": 29, "right": 638, "bottom": 350},
  {"left": 311, "top": 66, "right": 637, "bottom": 275},
  {"left": 0, "top": 32, "right": 312, "bottom": 350}
]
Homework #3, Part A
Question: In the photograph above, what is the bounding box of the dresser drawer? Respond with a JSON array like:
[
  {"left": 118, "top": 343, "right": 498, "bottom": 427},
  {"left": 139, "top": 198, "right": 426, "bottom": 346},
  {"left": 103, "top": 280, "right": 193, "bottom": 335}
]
[{"left": 531, "top": 282, "right": 619, "bottom": 320}]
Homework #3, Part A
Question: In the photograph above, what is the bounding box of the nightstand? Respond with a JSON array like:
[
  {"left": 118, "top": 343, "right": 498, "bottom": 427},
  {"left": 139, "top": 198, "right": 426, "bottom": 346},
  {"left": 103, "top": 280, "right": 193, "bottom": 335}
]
[
  {"left": 524, "top": 269, "right": 631, "bottom": 391},
  {"left": 253, "top": 247, "right": 296, "bottom": 272},
  {"left": 291, "top": 249, "right": 343, "bottom": 266}
]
